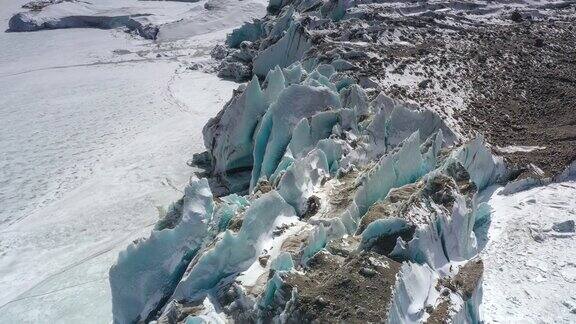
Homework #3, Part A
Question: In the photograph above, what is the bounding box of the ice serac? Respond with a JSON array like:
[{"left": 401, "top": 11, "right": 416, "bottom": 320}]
[
  {"left": 202, "top": 76, "right": 266, "bottom": 190},
  {"left": 109, "top": 178, "right": 214, "bottom": 324},
  {"left": 252, "top": 22, "right": 312, "bottom": 78},
  {"left": 171, "top": 191, "right": 297, "bottom": 301},
  {"left": 344, "top": 131, "right": 428, "bottom": 232},
  {"left": 179, "top": 297, "right": 227, "bottom": 324},
  {"left": 357, "top": 159, "right": 483, "bottom": 269},
  {"left": 267, "top": 6, "right": 296, "bottom": 40},
  {"left": 203, "top": 66, "right": 288, "bottom": 192},
  {"left": 273, "top": 107, "right": 351, "bottom": 179},
  {"left": 287, "top": 111, "right": 340, "bottom": 159},
  {"left": 300, "top": 225, "right": 328, "bottom": 265},
  {"left": 388, "top": 260, "right": 483, "bottom": 323},
  {"left": 323, "top": 0, "right": 351, "bottom": 20},
  {"left": 387, "top": 262, "right": 440, "bottom": 323},
  {"left": 277, "top": 149, "right": 329, "bottom": 215},
  {"left": 212, "top": 194, "right": 250, "bottom": 232},
  {"left": 340, "top": 84, "right": 369, "bottom": 116},
  {"left": 366, "top": 100, "right": 454, "bottom": 158},
  {"left": 250, "top": 83, "right": 341, "bottom": 190},
  {"left": 449, "top": 136, "right": 505, "bottom": 190},
  {"left": 270, "top": 252, "right": 294, "bottom": 271},
  {"left": 263, "top": 66, "right": 286, "bottom": 105},
  {"left": 226, "top": 20, "right": 263, "bottom": 48},
  {"left": 386, "top": 104, "right": 454, "bottom": 148}
]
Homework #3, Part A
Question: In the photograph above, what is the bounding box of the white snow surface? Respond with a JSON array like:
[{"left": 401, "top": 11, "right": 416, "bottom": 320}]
[
  {"left": 0, "top": 0, "right": 264, "bottom": 322},
  {"left": 496, "top": 145, "right": 547, "bottom": 154},
  {"left": 480, "top": 181, "right": 576, "bottom": 323}
]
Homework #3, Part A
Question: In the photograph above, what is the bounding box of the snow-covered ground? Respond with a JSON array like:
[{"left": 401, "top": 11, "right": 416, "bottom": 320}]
[
  {"left": 481, "top": 180, "right": 576, "bottom": 323},
  {"left": 0, "top": 0, "right": 264, "bottom": 322}
]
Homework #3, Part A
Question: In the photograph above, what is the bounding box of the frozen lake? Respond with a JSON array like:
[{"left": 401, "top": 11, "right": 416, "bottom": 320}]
[{"left": 0, "top": 0, "right": 264, "bottom": 322}]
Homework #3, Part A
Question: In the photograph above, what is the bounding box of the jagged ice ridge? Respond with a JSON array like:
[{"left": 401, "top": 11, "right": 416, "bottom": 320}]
[{"left": 108, "top": 0, "right": 511, "bottom": 323}]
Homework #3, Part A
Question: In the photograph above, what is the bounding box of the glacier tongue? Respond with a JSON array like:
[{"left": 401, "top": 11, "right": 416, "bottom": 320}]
[
  {"left": 108, "top": 0, "right": 515, "bottom": 321},
  {"left": 202, "top": 76, "right": 266, "bottom": 183}
]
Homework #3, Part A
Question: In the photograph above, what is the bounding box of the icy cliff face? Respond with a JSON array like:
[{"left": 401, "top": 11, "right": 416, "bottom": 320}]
[
  {"left": 108, "top": 0, "right": 516, "bottom": 323},
  {"left": 170, "top": 190, "right": 297, "bottom": 301},
  {"left": 110, "top": 178, "right": 214, "bottom": 324}
]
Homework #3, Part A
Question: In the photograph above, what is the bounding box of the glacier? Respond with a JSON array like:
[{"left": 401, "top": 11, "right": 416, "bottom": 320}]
[
  {"left": 110, "top": 77, "right": 501, "bottom": 323},
  {"left": 1, "top": 0, "right": 569, "bottom": 321},
  {"left": 105, "top": 0, "right": 532, "bottom": 322}
]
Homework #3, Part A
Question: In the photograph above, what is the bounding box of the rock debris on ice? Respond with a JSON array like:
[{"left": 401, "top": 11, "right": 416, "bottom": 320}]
[{"left": 102, "top": 0, "right": 576, "bottom": 323}]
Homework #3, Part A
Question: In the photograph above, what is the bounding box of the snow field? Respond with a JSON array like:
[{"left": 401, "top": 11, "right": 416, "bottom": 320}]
[{"left": 0, "top": 1, "right": 249, "bottom": 320}]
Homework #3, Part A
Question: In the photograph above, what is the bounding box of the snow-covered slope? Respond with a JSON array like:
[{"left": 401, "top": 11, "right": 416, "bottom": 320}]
[
  {"left": 0, "top": 0, "right": 265, "bottom": 323},
  {"left": 481, "top": 181, "right": 576, "bottom": 322}
]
